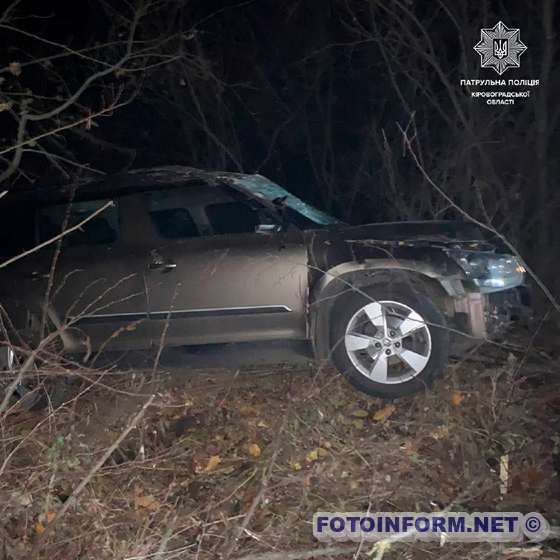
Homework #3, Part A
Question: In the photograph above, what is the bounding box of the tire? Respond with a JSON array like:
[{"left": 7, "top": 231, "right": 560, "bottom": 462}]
[
  {"left": 0, "top": 344, "right": 66, "bottom": 411},
  {"left": 330, "top": 283, "right": 450, "bottom": 399}
]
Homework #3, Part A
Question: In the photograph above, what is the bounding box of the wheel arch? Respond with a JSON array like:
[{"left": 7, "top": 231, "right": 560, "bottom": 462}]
[
  {"left": 309, "top": 259, "right": 462, "bottom": 360},
  {"left": 1, "top": 298, "right": 81, "bottom": 354}
]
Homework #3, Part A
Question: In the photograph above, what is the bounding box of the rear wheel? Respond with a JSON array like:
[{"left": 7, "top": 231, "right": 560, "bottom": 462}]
[
  {"left": 0, "top": 344, "right": 62, "bottom": 411},
  {"left": 330, "top": 284, "right": 449, "bottom": 399}
]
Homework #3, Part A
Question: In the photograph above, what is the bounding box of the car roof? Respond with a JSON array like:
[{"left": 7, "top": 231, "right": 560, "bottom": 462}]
[
  {"left": 1, "top": 166, "right": 245, "bottom": 205},
  {"left": 1, "top": 166, "right": 341, "bottom": 227}
]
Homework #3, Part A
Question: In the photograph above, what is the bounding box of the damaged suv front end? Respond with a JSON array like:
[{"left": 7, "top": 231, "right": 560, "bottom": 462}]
[
  {"left": 133, "top": 170, "right": 530, "bottom": 397},
  {"left": 447, "top": 248, "right": 529, "bottom": 338},
  {"left": 222, "top": 171, "right": 530, "bottom": 349}
]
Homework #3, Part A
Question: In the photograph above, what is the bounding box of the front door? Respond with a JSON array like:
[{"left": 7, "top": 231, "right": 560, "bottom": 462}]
[{"left": 140, "top": 184, "right": 309, "bottom": 346}]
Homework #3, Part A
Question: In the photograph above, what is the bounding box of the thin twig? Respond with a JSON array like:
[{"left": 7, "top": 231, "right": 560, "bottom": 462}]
[{"left": 0, "top": 201, "right": 113, "bottom": 269}]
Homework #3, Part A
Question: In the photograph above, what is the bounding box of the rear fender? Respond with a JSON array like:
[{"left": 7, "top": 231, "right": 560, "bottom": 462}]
[{"left": 1, "top": 299, "right": 82, "bottom": 353}]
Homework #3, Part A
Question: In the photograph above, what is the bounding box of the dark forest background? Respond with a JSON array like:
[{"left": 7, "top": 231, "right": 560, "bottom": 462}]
[{"left": 1, "top": 0, "right": 558, "bottom": 290}]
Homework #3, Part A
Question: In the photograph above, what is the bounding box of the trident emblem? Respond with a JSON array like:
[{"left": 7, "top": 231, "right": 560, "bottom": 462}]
[{"left": 493, "top": 39, "right": 508, "bottom": 59}]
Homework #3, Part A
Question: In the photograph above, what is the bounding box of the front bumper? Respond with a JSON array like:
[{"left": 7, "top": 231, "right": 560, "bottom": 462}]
[
  {"left": 453, "top": 285, "right": 531, "bottom": 340},
  {"left": 485, "top": 285, "right": 531, "bottom": 336},
  {"left": 448, "top": 285, "right": 530, "bottom": 357}
]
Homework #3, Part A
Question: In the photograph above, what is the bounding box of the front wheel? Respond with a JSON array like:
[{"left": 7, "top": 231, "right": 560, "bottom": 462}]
[{"left": 330, "top": 284, "right": 450, "bottom": 399}]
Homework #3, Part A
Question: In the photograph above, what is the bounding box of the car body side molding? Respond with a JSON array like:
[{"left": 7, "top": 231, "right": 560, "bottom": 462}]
[{"left": 71, "top": 304, "right": 293, "bottom": 324}]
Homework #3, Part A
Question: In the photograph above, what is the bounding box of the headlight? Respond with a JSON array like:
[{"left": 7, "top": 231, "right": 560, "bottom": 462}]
[{"left": 450, "top": 250, "right": 526, "bottom": 293}]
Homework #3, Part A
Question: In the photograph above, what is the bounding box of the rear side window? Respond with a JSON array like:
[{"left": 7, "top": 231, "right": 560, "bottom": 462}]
[
  {"left": 147, "top": 190, "right": 200, "bottom": 239},
  {"left": 205, "top": 201, "right": 260, "bottom": 235},
  {"left": 39, "top": 199, "right": 119, "bottom": 246}
]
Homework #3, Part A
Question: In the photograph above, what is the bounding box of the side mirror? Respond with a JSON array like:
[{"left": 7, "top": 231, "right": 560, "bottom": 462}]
[{"left": 255, "top": 223, "right": 282, "bottom": 235}]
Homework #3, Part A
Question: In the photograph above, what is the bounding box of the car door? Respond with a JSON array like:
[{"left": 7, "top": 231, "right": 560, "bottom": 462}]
[
  {"left": 142, "top": 183, "right": 309, "bottom": 346},
  {"left": 33, "top": 193, "right": 151, "bottom": 354}
]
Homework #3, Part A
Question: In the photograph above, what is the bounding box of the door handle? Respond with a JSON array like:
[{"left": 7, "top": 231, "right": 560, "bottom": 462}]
[
  {"left": 149, "top": 260, "right": 176, "bottom": 273},
  {"left": 160, "top": 262, "right": 176, "bottom": 272}
]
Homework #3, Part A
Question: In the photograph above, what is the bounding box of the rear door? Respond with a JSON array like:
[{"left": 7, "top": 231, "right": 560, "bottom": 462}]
[
  {"left": 33, "top": 194, "right": 151, "bottom": 354},
  {"left": 142, "top": 183, "right": 309, "bottom": 346}
]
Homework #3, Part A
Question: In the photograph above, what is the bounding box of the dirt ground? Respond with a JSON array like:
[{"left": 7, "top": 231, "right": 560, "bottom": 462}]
[{"left": 0, "top": 331, "right": 559, "bottom": 560}]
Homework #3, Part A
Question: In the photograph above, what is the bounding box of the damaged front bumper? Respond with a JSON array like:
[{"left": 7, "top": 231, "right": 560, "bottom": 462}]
[
  {"left": 454, "top": 285, "right": 531, "bottom": 340},
  {"left": 444, "top": 248, "right": 530, "bottom": 340},
  {"left": 485, "top": 285, "right": 531, "bottom": 336}
]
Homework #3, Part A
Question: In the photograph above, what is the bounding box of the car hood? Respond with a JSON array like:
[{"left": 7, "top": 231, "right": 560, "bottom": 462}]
[{"left": 334, "top": 220, "right": 492, "bottom": 248}]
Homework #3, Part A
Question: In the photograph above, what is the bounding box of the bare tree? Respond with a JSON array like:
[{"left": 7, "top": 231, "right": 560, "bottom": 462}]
[{"left": 0, "top": 0, "right": 182, "bottom": 188}]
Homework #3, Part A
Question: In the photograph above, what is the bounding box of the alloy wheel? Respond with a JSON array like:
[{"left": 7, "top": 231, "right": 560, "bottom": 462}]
[{"left": 343, "top": 300, "right": 432, "bottom": 384}]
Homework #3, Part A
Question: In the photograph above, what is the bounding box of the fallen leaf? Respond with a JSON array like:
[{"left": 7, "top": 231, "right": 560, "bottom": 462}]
[
  {"left": 135, "top": 494, "right": 160, "bottom": 510},
  {"left": 352, "top": 419, "right": 364, "bottom": 429},
  {"left": 306, "top": 447, "right": 328, "bottom": 463},
  {"left": 33, "top": 511, "right": 56, "bottom": 535},
  {"left": 451, "top": 391, "right": 464, "bottom": 406},
  {"left": 351, "top": 409, "right": 368, "bottom": 418},
  {"left": 248, "top": 443, "right": 261, "bottom": 458},
  {"left": 0, "top": 101, "right": 13, "bottom": 113},
  {"left": 431, "top": 425, "right": 449, "bottom": 440},
  {"left": 373, "top": 404, "right": 395, "bottom": 422},
  {"left": 204, "top": 455, "right": 222, "bottom": 472},
  {"left": 239, "top": 405, "right": 258, "bottom": 417},
  {"left": 306, "top": 449, "right": 318, "bottom": 462}
]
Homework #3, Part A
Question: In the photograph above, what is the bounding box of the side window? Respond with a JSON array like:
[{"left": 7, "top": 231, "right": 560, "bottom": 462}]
[
  {"left": 147, "top": 190, "right": 200, "bottom": 239},
  {"left": 205, "top": 201, "right": 260, "bottom": 235},
  {"left": 39, "top": 199, "right": 119, "bottom": 247}
]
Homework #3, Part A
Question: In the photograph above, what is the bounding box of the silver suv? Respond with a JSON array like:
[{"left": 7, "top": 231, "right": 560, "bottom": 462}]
[{"left": 0, "top": 166, "right": 529, "bottom": 400}]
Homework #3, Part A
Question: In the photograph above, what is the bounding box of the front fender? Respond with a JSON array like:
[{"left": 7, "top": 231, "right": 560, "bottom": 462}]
[{"left": 308, "top": 259, "right": 467, "bottom": 360}]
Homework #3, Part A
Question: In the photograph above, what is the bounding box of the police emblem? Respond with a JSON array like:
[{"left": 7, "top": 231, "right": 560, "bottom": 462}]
[{"left": 474, "top": 21, "right": 527, "bottom": 75}]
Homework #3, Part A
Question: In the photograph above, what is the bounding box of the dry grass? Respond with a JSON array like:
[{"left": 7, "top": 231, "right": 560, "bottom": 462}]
[{"left": 0, "top": 334, "right": 558, "bottom": 560}]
